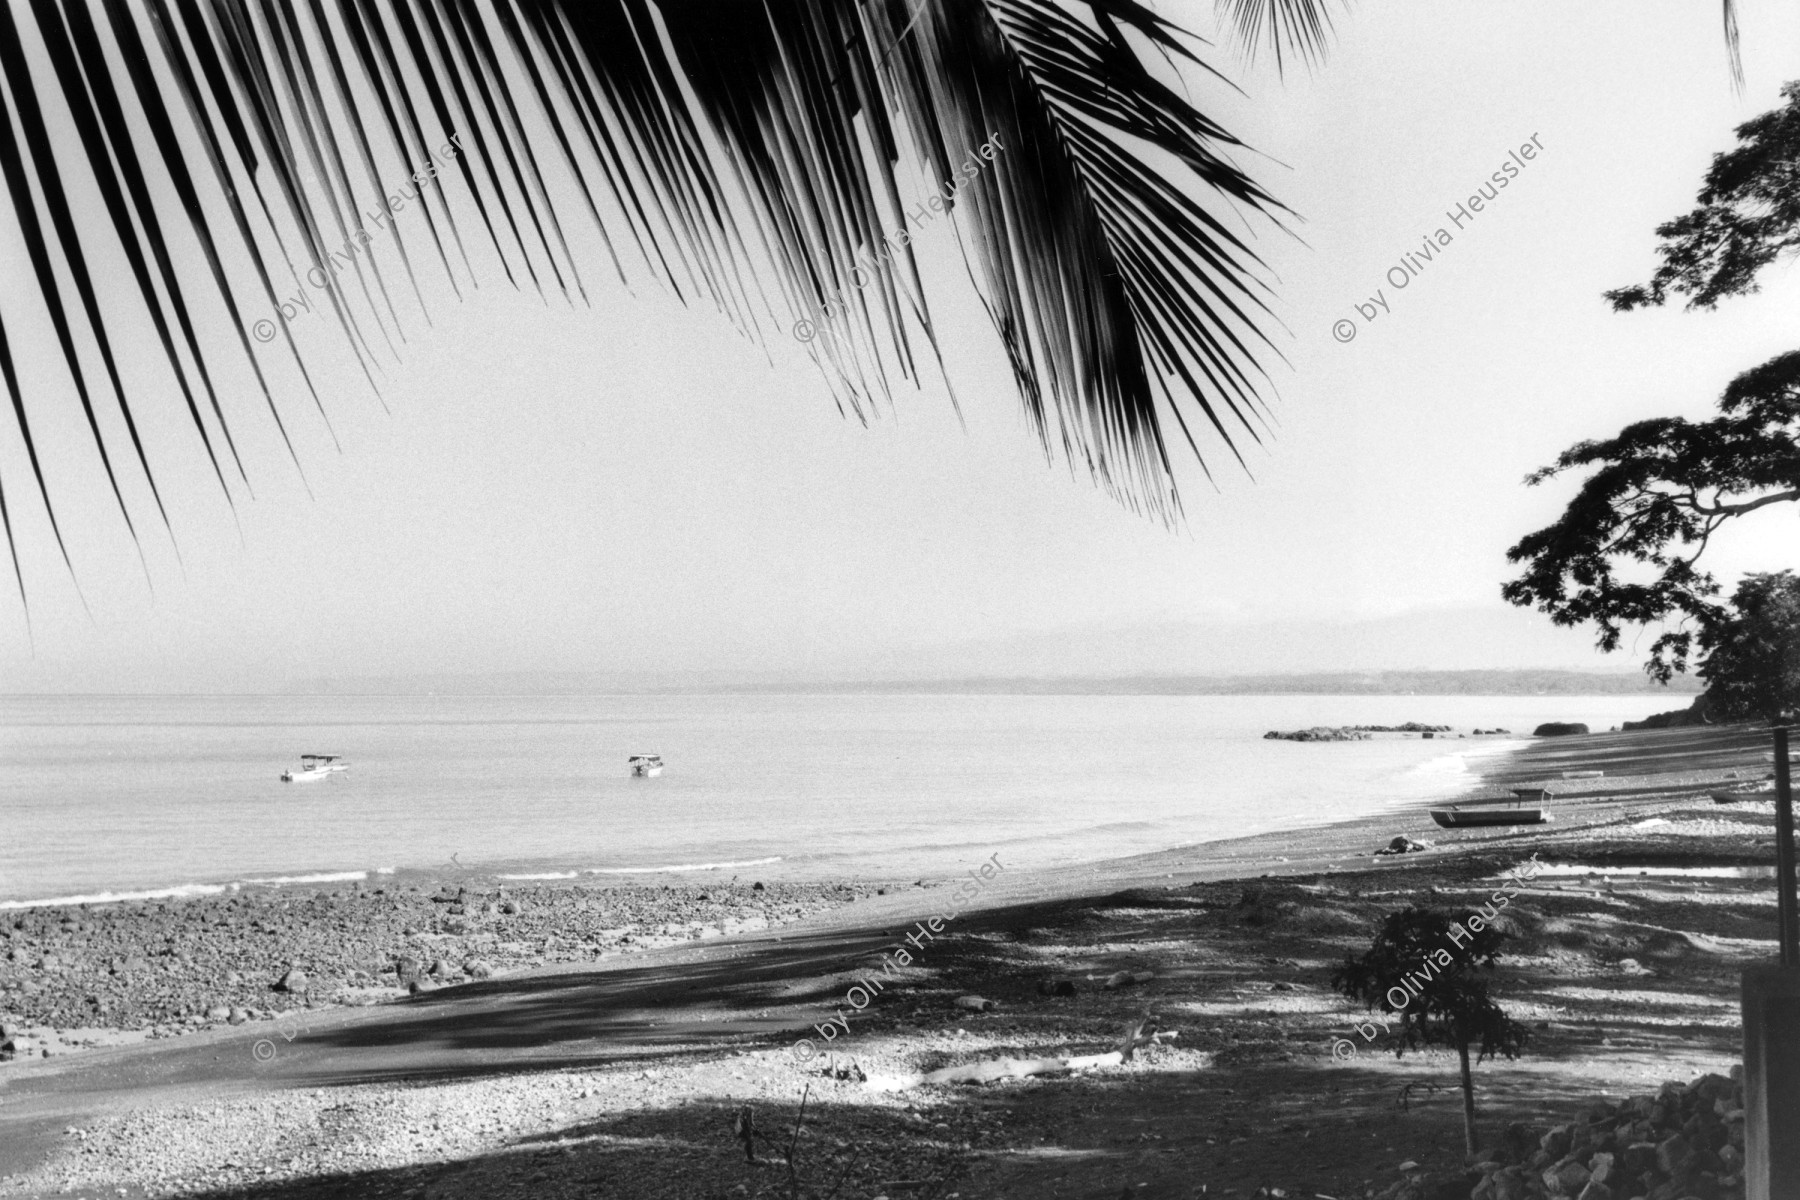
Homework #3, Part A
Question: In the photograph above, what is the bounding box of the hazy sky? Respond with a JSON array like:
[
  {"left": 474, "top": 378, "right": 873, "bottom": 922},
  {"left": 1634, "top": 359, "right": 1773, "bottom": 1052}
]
[{"left": 2, "top": 1, "right": 1799, "bottom": 691}]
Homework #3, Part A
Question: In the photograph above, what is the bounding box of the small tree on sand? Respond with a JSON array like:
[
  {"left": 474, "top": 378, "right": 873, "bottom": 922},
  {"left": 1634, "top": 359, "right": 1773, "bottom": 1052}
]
[{"left": 1333, "top": 908, "right": 1530, "bottom": 1155}]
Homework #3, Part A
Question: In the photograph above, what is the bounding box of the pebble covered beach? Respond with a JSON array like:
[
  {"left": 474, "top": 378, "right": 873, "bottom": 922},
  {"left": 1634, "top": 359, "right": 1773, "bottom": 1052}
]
[{"left": 0, "top": 879, "right": 876, "bottom": 1058}]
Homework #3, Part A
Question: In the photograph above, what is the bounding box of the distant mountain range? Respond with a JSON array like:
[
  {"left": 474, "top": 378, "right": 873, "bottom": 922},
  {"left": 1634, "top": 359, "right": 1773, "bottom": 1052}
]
[
  {"left": 287, "top": 605, "right": 1701, "bottom": 697},
  {"left": 289, "top": 668, "right": 1697, "bottom": 697},
  {"left": 714, "top": 669, "right": 1701, "bottom": 696}
]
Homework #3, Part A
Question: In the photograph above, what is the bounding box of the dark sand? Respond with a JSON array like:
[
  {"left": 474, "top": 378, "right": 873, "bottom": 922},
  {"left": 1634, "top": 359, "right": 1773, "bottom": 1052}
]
[{"left": 0, "top": 722, "right": 1789, "bottom": 1198}]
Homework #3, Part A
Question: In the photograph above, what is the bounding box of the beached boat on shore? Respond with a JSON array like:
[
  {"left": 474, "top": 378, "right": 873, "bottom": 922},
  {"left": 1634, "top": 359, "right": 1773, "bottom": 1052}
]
[
  {"left": 628, "top": 754, "right": 663, "bottom": 777},
  {"left": 281, "top": 754, "right": 348, "bottom": 783},
  {"left": 1430, "top": 786, "right": 1550, "bottom": 828},
  {"left": 1430, "top": 805, "right": 1549, "bottom": 828},
  {"left": 1710, "top": 787, "right": 1777, "bottom": 804}
]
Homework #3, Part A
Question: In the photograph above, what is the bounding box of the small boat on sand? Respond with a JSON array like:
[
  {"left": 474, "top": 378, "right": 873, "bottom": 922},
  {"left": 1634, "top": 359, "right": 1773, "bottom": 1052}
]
[
  {"left": 1431, "top": 806, "right": 1549, "bottom": 828},
  {"left": 628, "top": 754, "right": 663, "bottom": 777},
  {"left": 1710, "top": 788, "right": 1777, "bottom": 804},
  {"left": 281, "top": 754, "right": 348, "bottom": 783},
  {"left": 1430, "top": 786, "right": 1550, "bottom": 828}
]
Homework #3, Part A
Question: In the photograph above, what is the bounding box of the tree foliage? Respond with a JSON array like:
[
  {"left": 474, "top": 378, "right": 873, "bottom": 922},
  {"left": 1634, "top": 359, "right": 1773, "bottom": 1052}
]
[
  {"left": 1698, "top": 571, "right": 1800, "bottom": 722},
  {"left": 1605, "top": 80, "right": 1800, "bottom": 313},
  {"left": 0, "top": 2, "right": 1754, "bottom": 614},
  {"left": 1333, "top": 907, "right": 1529, "bottom": 1154},
  {"left": 1332, "top": 907, "right": 1525, "bottom": 1061},
  {"left": 1502, "top": 351, "right": 1800, "bottom": 681},
  {"left": 0, "top": 0, "right": 1350, "bottom": 611},
  {"left": 1505, "top": 80, "right": 1800, "bottom": 681}
]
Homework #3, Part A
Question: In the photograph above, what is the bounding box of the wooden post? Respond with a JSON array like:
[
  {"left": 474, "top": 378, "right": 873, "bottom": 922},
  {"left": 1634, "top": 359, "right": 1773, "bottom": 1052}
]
[
  {"left": 1742, "top": 966, "right": 1800, "bottom": 1200},
  {"left": 1744, "top": 726, "right": 1800, "bottom": 1200},
  {"left": 1776, "top": 727, "right": 1797, "bottom": 967}
]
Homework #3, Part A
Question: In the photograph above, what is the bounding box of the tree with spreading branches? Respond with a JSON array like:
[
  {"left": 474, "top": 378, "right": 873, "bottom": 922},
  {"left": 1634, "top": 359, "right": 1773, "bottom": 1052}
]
[
  {"left": 0, "top": 1, "right": 1750, "bottom": 614},
  {"left": 1505, "top": 79, "right": 1800, "bottom": 683}
]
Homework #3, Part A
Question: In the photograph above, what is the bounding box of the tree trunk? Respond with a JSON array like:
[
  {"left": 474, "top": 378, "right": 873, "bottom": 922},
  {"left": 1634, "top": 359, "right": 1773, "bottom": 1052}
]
[{"left": 1457, "top": 1037, "right": 1479, "bottom": 1156}]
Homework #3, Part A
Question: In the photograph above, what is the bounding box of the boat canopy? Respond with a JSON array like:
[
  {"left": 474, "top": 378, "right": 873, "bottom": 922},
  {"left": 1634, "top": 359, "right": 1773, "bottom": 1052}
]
[{"left": 299, "top": 754, "right": 342, "bottom": 762}]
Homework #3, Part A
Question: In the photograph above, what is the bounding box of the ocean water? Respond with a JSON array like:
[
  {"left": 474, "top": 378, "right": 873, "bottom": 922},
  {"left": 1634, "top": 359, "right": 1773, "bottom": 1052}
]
[{"left": 0, "top": 693, "right": 1670, "bottom": 905}]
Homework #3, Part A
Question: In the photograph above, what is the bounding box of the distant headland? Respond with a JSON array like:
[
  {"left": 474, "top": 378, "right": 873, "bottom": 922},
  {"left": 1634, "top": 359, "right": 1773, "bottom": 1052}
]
[{"left": 280, "top": 668, "right": 1702, "bottom": 697}]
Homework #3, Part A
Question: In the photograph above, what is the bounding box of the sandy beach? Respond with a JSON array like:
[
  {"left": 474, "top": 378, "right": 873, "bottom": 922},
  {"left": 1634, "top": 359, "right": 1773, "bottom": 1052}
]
[{"left": 0, "top": 721, "right": 1789, "bottom": 1199}]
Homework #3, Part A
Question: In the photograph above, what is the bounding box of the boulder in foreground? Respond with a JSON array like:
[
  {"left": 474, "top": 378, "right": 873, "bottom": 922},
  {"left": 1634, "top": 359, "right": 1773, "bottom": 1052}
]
[{"left": 1533, "top": 722, "right": 1590, "bottom": 737}]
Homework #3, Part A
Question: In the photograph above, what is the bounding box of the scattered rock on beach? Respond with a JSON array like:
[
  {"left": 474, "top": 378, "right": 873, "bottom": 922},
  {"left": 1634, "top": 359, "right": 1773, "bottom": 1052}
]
[
  {"left": 1375, "top": 836, "right": 1431, "bottom": 857},
  {"left": 1533, "top": 722, "right": 1590, "bottom": 737},
  {"left": 0, "top": 879, "right": 871, "bottom": 1038},
  {"left": 1390, "top": 1069, "right": 1748, "bottom": 1200},
  {"left": 1101, "top": 970, "right": 1155, "bottom": 990}
]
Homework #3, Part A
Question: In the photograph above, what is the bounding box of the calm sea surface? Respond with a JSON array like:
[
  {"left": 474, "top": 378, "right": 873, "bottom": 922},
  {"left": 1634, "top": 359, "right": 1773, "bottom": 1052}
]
[{"left": 0, "top": 693, "right": 1670, "bottom": 905}]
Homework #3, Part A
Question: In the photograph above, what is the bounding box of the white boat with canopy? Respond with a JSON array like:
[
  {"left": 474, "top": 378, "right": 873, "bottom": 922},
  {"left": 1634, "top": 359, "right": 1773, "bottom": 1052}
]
[{"left": 281, "top": 754, "right": 349, "bottom": 782}]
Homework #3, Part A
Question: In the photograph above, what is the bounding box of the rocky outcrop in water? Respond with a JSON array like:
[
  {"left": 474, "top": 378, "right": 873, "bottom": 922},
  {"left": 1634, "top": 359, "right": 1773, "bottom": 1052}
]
[
  {"left": 1264, "top": 722, "right": 1453, "bottom": 742},
  {"left": 1263, "top": 727, "right": 1372, "bottom": 742}
]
